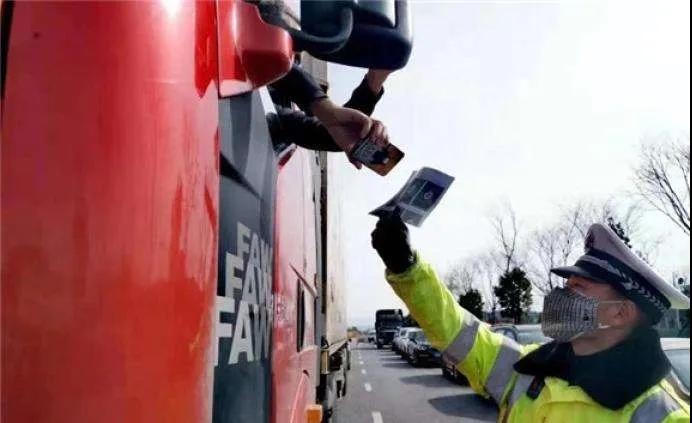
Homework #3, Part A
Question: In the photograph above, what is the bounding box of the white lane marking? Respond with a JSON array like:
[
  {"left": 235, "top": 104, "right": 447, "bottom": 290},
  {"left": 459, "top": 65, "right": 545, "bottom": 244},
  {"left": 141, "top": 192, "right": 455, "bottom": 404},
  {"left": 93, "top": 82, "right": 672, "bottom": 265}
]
[
  {"left": 361, "top": 369, "right": 367, "bottom": 375},
  {"left": 364, "top": 383, "right": 373, "bottom": 392},
  {"left": 372, "top": 411, "right": 383, "bottom": 423},
  {"left": 359, "top": 361, "right": 364, "bottom": 365}
]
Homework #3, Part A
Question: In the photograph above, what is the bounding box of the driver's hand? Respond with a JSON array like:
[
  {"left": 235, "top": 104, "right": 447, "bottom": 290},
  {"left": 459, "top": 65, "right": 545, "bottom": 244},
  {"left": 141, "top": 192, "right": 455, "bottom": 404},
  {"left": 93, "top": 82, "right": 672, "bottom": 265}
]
[{"left": 312, "top": 99, "right": 390, "bottom": 169}]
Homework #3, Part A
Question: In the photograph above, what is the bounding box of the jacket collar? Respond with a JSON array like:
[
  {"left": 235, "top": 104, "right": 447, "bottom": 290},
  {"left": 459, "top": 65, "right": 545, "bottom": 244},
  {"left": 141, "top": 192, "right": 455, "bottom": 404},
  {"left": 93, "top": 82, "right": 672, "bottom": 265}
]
[{"left": 513, "top": 326, "right": 671, "bottom": 410}]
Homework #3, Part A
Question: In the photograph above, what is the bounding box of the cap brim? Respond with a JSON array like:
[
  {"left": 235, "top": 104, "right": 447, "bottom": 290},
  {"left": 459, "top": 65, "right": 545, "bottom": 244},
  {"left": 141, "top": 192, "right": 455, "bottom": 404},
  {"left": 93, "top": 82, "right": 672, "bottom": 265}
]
[
  {"left": 551, "top": 265, "right": 608, "bottom": 284},
  {"left": 656, "top": 280, "right": 691, "bottom": 310},
  {"left": 668, "top": 290, "right": 690, "bottom": 310}
]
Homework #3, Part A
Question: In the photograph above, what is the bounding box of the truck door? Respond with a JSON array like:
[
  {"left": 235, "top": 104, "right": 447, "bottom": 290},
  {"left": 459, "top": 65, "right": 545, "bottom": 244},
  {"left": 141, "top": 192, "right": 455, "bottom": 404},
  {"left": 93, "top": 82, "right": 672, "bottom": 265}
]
[
  {"left": 212, "top": 1, "right": 292, "bottom": 422},
  {"left": 214, "top": 90, "right": 277, "bottom": 423}
]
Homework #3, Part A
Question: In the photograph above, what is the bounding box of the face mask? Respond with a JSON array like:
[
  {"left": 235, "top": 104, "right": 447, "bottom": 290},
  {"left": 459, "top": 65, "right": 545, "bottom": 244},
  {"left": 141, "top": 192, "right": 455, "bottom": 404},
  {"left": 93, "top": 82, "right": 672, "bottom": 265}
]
[{"left": 541, "top": 287, "right": 624, "bottom": 343}]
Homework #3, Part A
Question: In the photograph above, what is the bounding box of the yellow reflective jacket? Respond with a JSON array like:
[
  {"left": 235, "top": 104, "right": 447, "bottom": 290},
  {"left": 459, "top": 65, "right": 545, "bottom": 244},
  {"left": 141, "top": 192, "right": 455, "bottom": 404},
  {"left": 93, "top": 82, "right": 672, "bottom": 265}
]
[{"left": 386, "top": 255, "right": 690, "bottom": 423}]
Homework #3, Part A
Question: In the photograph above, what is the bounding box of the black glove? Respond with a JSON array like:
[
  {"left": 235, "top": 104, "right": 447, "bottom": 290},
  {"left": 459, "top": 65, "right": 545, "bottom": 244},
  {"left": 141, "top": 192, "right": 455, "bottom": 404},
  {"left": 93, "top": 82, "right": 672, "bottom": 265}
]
[{"left": 370, "top": 213, "right": 416, "bottom": 274}]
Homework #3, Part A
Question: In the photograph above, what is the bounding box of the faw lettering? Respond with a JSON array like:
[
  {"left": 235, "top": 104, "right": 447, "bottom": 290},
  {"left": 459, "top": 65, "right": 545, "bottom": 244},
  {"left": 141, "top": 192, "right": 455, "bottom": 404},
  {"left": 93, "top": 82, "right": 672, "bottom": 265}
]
[
  {"left": 229, "top": 301, "right": 254, "bottom": 364},
  {"left": 215, "top": 222, "right": 273, "bottom": 367}
]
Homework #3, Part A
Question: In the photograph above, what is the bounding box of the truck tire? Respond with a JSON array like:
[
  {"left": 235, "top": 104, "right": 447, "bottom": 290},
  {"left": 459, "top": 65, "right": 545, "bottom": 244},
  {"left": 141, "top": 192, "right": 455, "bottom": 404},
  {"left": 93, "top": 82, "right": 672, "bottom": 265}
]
[
  {"left": 341, "top": 371, "right": 348, "bottom": 397},
  {"left": 323, "top": 406, "right": 334, "bottom": 423},
  {"left": 376, "top": 343, "right": 383, "bottom": 350},
  {"left": 324, "top": 372, "right": 347, "bottom": 422}
]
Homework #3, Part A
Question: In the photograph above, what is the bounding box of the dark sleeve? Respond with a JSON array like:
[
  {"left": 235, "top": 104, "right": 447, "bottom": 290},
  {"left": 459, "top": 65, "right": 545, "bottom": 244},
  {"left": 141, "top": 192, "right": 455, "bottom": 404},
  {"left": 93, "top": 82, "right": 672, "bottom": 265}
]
[
  {"left": 269, "top": 63, "right": 328, "bottom": 113},
  {"left": 343, "top": 77, "right": 385, "bottom": 117},
  {"left": 268, "top": 106, "right": 341, "bottom": 152}
]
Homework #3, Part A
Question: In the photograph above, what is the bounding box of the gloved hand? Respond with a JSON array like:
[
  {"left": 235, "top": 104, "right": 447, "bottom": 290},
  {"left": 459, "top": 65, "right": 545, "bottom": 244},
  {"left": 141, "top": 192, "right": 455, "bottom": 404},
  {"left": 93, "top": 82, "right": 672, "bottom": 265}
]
[{"left": 370, "top": 213, "right": 416, "bottom": 274}]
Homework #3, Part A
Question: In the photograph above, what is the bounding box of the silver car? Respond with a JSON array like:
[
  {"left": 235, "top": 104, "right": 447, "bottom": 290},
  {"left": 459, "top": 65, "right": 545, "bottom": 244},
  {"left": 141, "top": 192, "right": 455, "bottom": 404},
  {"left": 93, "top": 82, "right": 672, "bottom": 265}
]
[
  {"left": 491, "top": 324, "right": 552, "bottom": 345},
  {"left": 393, "top": 327, "right": 416, "bottom": 355},
  {"left": 662, "top": 338, "right": 690, "bottom": 404},
  {"left": 400, "top": 328, "right": 423, "bottom": 359}
]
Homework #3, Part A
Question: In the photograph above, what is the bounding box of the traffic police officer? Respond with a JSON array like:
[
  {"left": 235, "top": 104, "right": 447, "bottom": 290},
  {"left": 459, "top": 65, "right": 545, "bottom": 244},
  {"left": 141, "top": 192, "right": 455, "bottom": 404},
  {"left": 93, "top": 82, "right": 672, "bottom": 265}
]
[{"left": 371, "top": 216, "right": 690, "bottom": 422}]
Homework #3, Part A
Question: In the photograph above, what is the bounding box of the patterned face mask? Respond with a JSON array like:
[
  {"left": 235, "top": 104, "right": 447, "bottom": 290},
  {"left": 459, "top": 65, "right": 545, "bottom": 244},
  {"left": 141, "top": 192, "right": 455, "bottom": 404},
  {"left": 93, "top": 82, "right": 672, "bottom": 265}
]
[{"left": 541, "top": 288, "right": 624, "bottom": 343}]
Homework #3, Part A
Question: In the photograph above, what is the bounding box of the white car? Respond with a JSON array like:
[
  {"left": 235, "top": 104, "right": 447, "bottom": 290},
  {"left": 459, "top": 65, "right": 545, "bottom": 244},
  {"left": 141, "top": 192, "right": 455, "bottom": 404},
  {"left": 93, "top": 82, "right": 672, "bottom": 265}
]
[
  {"left": 400, "top": 328, "right": 423, "bottom": 358},
  {"left": 393, "top": 327, "right": 416, "bottom": 355}
]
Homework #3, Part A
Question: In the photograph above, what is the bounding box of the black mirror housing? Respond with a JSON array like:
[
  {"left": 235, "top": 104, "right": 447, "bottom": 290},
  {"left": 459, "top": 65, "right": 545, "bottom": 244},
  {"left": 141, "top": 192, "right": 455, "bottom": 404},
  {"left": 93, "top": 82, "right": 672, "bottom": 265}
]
[{"left": 297, "top": 0, "right": 413, "bottom": 70}]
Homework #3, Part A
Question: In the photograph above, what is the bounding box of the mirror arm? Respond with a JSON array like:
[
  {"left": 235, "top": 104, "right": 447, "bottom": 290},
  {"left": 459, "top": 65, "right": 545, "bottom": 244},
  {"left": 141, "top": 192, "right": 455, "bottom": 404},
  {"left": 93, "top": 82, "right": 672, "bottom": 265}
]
[{"left": 286, "top": 7, "right": 354, "bottom": 54}]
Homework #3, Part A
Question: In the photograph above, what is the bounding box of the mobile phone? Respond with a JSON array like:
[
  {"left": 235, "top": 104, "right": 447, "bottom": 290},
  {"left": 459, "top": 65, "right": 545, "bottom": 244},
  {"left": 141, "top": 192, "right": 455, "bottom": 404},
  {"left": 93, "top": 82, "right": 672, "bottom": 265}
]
[{"left": 349, "top": 138, "right": 405, "bottom": 176}]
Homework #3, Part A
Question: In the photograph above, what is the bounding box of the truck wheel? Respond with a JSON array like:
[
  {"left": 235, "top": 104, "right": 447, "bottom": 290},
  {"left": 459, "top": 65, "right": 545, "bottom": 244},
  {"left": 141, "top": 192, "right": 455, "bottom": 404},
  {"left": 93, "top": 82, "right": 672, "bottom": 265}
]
[
  {"left": 376, "top": 343, "right": 383, "bottom": 350},
  {"left": 456, "top": 371, "right": 469, "bottom": 386},
  {"left": 323, "top": 406, "right": 335, "bottom": 423},
  {"left": 410, "top": 352, "right": 419, "bottom": 367},
  {"left": 341, "top": 371, "right": 348, "bottom": 397}
]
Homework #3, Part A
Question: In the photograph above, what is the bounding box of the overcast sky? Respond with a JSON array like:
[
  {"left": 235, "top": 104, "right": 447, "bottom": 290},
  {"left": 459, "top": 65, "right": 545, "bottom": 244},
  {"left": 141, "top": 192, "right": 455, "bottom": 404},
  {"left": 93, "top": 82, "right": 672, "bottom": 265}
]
[{"left": 326, "top": 0, "right": 690, "bottom": 329}]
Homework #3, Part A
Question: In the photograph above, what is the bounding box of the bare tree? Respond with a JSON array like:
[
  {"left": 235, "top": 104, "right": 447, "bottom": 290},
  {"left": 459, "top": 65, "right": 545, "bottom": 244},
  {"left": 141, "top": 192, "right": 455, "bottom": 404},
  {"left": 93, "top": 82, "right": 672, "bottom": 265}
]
[
  {"left": 563, "top": 198, "right": 623, "bottom": 237},
  {"left": 560, "top": 198, "right": 659, "bottom": 264},
  {"left": 476, "top": 252, "right": 500, "bottom": 315},
  {"left": 634, "top": 137, "right": 690, "bottom": 236},
  {"left": 489, "top": 201, "right": 522, "bottom": 273},
  {"left": 526, "top": 220, "right": 581, "bottom": 294},
  {"left": 525, "top": 198, "right": 661, "bottom": 294},
  {"left": 443, "top": 260, "right": 475, "bottom": 297},
  {"left": 446, "top": 254, "right": 499, "bottom": 314}
]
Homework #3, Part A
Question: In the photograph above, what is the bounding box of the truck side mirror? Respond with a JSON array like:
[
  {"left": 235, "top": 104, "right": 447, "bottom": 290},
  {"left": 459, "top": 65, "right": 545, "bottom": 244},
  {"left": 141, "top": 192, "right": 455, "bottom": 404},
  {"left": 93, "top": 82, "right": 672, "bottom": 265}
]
[
  {"left": 286, "top": 0, "right": 356, "bottom": 55},
  {"left": 292, "top": 0, "right": 413, "bottom": 70}
]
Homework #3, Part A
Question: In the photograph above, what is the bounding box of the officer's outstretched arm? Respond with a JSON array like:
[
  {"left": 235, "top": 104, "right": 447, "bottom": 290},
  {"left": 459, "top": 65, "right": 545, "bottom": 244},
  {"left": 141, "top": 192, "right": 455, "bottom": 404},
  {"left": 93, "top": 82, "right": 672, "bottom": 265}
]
[
  {"left": 371, "top": 216, "right": 528, "bottom": 405},
  {"left": 387, "top": 254, "right": 528, "bottom": 406}
]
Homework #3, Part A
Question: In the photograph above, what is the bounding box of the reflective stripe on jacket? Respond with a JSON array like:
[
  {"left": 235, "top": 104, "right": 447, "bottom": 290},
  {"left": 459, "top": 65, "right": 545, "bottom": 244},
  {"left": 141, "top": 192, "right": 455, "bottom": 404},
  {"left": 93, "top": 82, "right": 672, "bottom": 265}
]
[{"left": 386, "top": 255, "right": 690, "bottom": 423}]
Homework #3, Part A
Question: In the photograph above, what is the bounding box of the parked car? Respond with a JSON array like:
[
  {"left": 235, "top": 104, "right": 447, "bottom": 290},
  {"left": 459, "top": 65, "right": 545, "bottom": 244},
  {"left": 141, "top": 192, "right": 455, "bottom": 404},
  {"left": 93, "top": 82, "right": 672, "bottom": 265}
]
[
  {"left": 443, "top": 323, "right": 549, "bottom": 385},
  {"left": 491, "top": 324, "right": 551, "bottom": 345},
  {"left": 391, "top": 328, "right": 404, "bottom": 353},
  {"left": 403, "top": 330, "right": 441, "bottom": 367},
  {"left": 393, "top": 327, "right": 416, "bottom": 355},
  {"left": 661, "top": 338, "right": 690, "bottom": 404},
  {"left": 399, "top": 328, "right": 421, "bottom": 357},
  {"left": 441, "top": 356, "right": 469, "bottom": 385}
]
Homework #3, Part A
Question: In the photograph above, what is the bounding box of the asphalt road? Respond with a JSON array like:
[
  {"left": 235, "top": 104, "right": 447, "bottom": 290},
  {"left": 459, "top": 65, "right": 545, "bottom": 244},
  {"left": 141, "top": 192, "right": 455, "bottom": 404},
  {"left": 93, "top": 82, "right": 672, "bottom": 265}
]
[{"left": 334, "top": 342, "right": 499, "bottom": 423}]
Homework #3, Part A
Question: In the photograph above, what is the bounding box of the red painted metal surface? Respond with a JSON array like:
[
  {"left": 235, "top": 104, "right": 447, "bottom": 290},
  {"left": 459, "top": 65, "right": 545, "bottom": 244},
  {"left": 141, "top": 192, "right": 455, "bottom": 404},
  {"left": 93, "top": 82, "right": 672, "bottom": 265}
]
[
  {"left": 1, "top": 2, "right": 219, "bottom": 421},
  {"left": 272, "top": 148, "right": 319, "bottom": 423},
  {"left": 217, "top": 0, "right": 293, "bottom": 97}
]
